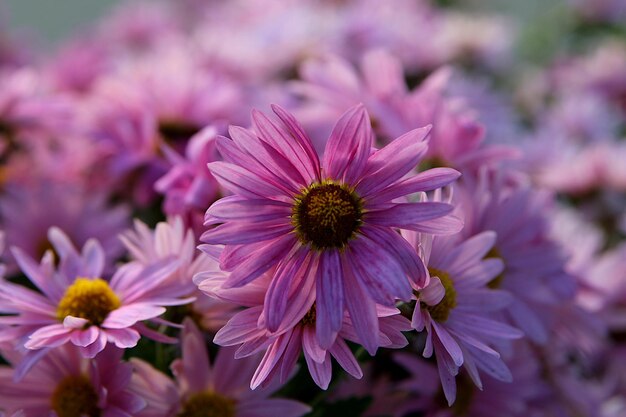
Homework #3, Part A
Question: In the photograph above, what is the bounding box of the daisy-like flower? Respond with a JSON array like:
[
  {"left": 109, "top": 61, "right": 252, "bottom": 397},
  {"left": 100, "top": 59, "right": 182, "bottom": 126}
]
[
  {"left": 201, "top": 104, "right": 461, "bottom": 351},
  {"left": 0, "top": 344, "right": 146, "bottom": 417},
  {"left": 120, "top": 217, "right": 238, "bottom": 332},
  {"left": 131, "top": 318, "right": 310, "bottom": 417},
  {"left": 0, "top": 227, "right": 192, "bottom": 368},
  {"left": 403, "top": 228, "right": 523, "bottom": 405}
]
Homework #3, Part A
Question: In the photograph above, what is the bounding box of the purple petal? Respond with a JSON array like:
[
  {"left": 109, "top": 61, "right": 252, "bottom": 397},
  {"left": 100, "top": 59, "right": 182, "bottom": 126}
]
[
  {"left": 346, "top": 236, "right": 412, "bottom": 305},
  {"left": 322, "top": 104, "right": 372, "bottom": 184},
  {"left": 253, "top": 107, "right": 320, "bottom": 184},
  {"left": 205, "top": 196, "right": 291, "bottom": 225},
  {"left": 201, "top": 221, "right": 292, "bottom": 245},
  {"left": 304, "top": 351, "right": 332, "bottom": 390},
  {"left": 329, "top": 338, "right": 363, "bottom": 379},
  {"left": 102, "top": 304, "right": 166, "bottom": 329},
  {"left": 105, "top": 328, "right": 141, "bottom": 348},
  {"left": 362, "top": 226, "right": 428, "bottom": 287},
  {"left": 70, "top": 326, "right": 99, "bottom": 347},
  {"left": 365, "top": 202, "right": 453, "bottom": 229},
  {"left": 181, "top": 319, "right": 211, "bottom": 392},
  {"left": 302, "top": 327, "right": 325, "bottom": 363},
  {"left": 265, "top": 250, "right": 308, "bottom": 332},
  {"left": 366, "top": 167, "right": 461, "bottom": 205},
  {"left": 207, "top": 161, "right": 286, "bottom": 199},
  {"left": 238, "top": 398, "right": 311, "bottom": 417},
  {"left": 343, "top": 266, "right": 378, "bottom": 355},
  {"left": 315, "top": 251, "right": 343, "bottom": 349},
  {"left": 431, "top": 322, "right": 463, "bottom": 367},
  {"left": 357, "top": 126, "right": 430, "bottom": 196}
]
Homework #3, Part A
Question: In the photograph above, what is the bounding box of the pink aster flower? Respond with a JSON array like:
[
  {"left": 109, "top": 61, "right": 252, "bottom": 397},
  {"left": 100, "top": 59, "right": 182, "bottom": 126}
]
[
  {"left": 155, "top": 126, "right": 222, "bottom": 233},
  {"left": 458, "top": 173, "right": 577, "bottom": 343},
  {"left": 120, "top": 217, "right": 238, "bottom": 332},
  {"left": 0, "top": 344, "right": 146, "bottom": 417},
  {"left": 0, "top": 227, "right": 192, "bottom": 369},
  {"left": 403, "top": 228, "right": 523, "bottom": 405},
  {"left": 201, "top": 104, "right": 461, "bottom": 352},
  {"left": 131, "top": 319, "right": 310, "bottom": 417}
]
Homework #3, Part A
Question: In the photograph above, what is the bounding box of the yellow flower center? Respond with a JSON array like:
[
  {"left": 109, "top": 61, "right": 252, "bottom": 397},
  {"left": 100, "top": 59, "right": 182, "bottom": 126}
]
[
  {"left": 292, "top": 181, "right": 363, "bottom": 250},
  {"left": 484, "top": 247, "right": 505, "bottom": 289},
  {"left": 424, "top": 268, "right": 457, "bottom": 322},
  {"left": 56, "top": 278, "right": 121, "bottom": 326},
  {"left": 51, "top": 374, "right": 101, "bottom": 417},
  {"left": 177, "top": 391, "right": 236, "bottom": 417}
]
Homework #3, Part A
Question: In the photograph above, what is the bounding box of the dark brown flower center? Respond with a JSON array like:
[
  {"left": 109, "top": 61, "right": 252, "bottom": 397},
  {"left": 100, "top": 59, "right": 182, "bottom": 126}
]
[
  {"left": 51, "top": 375, "right": 101, "bottom": 417},
  {"left": 424, "top": 268, "right": 457, "bottom": 322},
  {"left": 177, "top": 391, "right": 236, "bottom": 417},
  {"left": 300, "top": 305, "right": 317, "bottom": 327},
  {"left": 56, "top": 278, "right": 121, "bottom": 326},
  {"left": 292, "top": 182, "right": 362, "bottom": 250}
]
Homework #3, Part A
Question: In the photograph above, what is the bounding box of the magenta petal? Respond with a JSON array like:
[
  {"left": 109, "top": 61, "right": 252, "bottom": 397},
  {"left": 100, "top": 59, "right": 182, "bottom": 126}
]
[
  {"left": 366, "top": 167, "right": 461, "bottom": 205},
  {"left": 329, "top": 338, "right": 363, "bottom": 379},
  {"left": 322, "top": 104, "right": 372, "bottom": 184},
  {"left": 302, "top": 327, "right": 325, "bottom": 363},
  {"left": 201, "top": 221, "right": 292, "bottom": 245},
  {"left": 181, "top": 319, "right": 211, "bottom": 392},
  {"left": 11, "top": 247, "right": 64, "bottom": 301},
  {"left": 205, "top": 196, "right": 291, "bottom": 225},
  {"left": 408, "top": 214, "right": 464, "bottom": 235},
  {"left": 362, "top": 226, "right": 428, "bottom": 287},
  {"left": 208, "top": 161, "right": 286, "bottom": 199},
  {"left": 315, "top": 251, "right": 343, "bottom": 350},
  {"left": 346, "top": 236, "right": 412, "bottom": 305},
  {"left": 106, "top": 327, "right": 141, "bottom": 348},
  {"left": 366, "top": 202, "right": 453, "bottom": 229},
  {"left": 70, "top": 326, "right": 99, "bottom": 347},
  {"left": 304, "top": 351, "right": 332, "bottom": 390},
  {"left": 252, "top": 108, "right": 320, "bottom": 184},
  {"left": 84, "top": 331, "right": 108, "bottom": 357},
  {"left": 357, "top": 126, "right": 430, "bottom": 196},
  {"left": 271, "top": 104, "right": 321, "bottom": 182},
  {"left": 431, "top": 322, "right": 464, "bottom": 367},
  {"left": 265, "top": 250, "right": 308, "bottom": 332},
  {"left": 251, "top": 333, "right": 291, "bottom": 389},
  {"left": 102, "top": 304, "right": 166, "bottom": 329},
  {"left": 222, "top": 236, "right": 296, "bottom": 289},
  {"left": 214, "top": 306, "right": 264, "bottom": 346},
  {"left": 25, "top": 324, "right": 72, "bottom": 349},
  {"left": 343, "top": 266, "right": 379, "bottom": 355}
]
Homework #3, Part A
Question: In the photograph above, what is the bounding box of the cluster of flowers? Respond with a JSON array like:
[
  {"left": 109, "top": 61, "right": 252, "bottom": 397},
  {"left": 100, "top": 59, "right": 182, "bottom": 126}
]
[{"left": 0, "top": 0, "right": 624, "bottom": 416}]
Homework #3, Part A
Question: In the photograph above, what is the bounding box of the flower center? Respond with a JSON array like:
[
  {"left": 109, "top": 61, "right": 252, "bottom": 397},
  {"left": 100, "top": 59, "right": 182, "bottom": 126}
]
[
  {"left": 177, "top": 391, "right": 236, "bottom": 417},
  {"left": 158, "top": 119, "right": 201, "bottom": 144},
  {"left": 292, "top": 181, "right": 362, "bottom": 250},
  {"left": 51, "top": 375, "right": 101, "bottom": 417},
  {"left": 299, "top": 305, "right": 316, "bottom": 327},
  {"left": 484, "top": 247, "right": 505, "bottom": 289},
  {"left": 424, "top": 268, "right": 457, "bottom": 322},
  {"left": 56, "top": 278, "right": 121, "bottom": 326}
]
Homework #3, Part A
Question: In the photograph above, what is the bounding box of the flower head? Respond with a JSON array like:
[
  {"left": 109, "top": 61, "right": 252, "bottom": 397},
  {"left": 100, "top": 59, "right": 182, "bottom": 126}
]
[
  {"left": 201, "top": 104, "right": 461, "bottom": 352},
  {"left": 0, "top": 227, "right": 192, "bottom": 371}
]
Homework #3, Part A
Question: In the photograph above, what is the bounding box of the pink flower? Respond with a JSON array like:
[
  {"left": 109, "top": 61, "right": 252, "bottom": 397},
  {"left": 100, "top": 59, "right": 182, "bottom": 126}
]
[
  {"left": 121, "top": 217, "right": 238, "bottom": 332},
  {"left": 0, "top": 227, "right": 192, "bottom": 369},
  {"left": 155, "top": 127, "right": 222, "bottom": 233},
  {"left": 131, "top": 319, "right": 311, "bottom": 417},
  {"left": 201, "top": 104, "right": 461, "bottom": 352},
  {"left": 404, "top": 228, "right": 523, "bottom": 405},
  {"left": 0, "top": 344, "right": 146, "bottom": 416}
]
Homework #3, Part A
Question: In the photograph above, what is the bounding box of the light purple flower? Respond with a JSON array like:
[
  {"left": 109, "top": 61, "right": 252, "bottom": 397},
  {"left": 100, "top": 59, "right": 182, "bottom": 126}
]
[
  {"left": 0, "top": 344, "right": 146, "bottom": 417},
  {"left": 201, "top": 104, "right": 461, "bottom": 352},
  {"left": 403, "top": 227, "right": 522, "bottom": 404},
  {"left": 131, "top": 318, "right": 311, "bottom": 417},
  {"left": 0, "top": 227, "right": 192, "bottom": 367}
]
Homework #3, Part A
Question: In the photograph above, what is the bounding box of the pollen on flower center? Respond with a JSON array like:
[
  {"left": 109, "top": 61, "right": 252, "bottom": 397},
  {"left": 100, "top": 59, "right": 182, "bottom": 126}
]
[
  {"left": 424, "top": 268, "right": 457, "bottom": 322},
  {"left": 292, "top": 181, "right": 363, "bottom": 250},
  {"left": 177, "top": 391, "right": 236, "bottom": 417},
  {"left": 51, "top": 374, "right": 101, "bottom": 417},
  {"left": 56, "top": 278, "right": 121, "bottom": 326}
]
